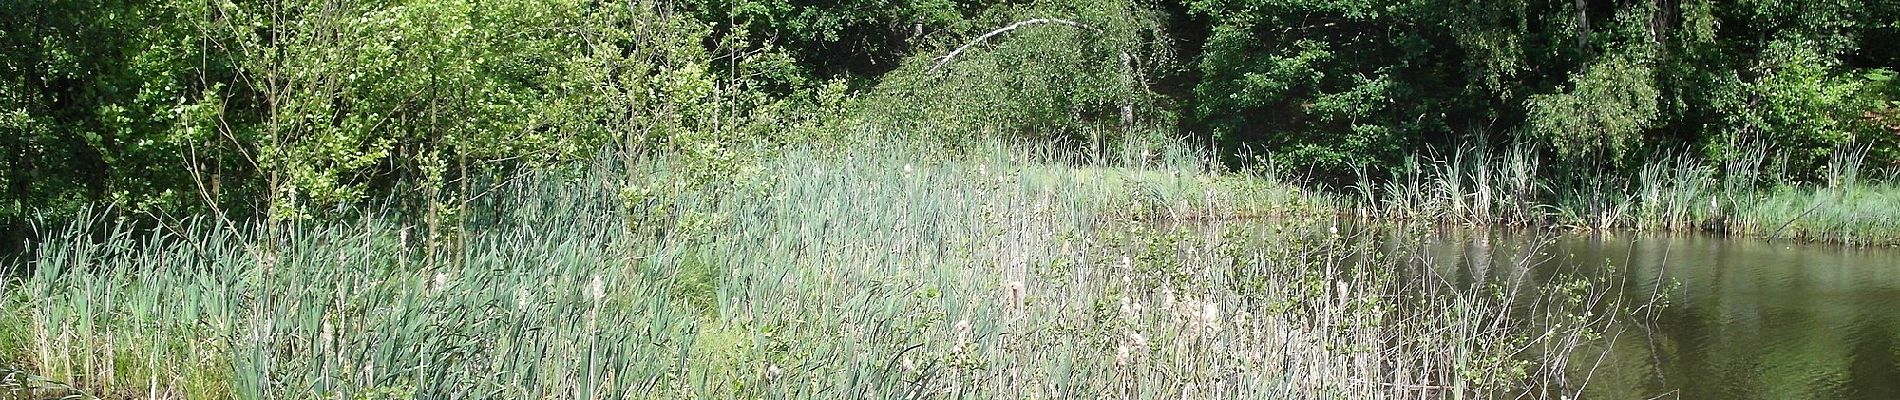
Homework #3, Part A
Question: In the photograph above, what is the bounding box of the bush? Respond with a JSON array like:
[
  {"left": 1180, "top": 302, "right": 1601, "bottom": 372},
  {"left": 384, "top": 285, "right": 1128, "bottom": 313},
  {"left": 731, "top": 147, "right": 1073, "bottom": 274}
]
[
  {"left": 1697, "top": 40, "right": 1892, "bottom": 181},
  {"left": 1525, "top": 49, "right": 1661, "bottom": 163},
  {"left": 842, "top": 0, "right": 1174, "bottom": 157}
]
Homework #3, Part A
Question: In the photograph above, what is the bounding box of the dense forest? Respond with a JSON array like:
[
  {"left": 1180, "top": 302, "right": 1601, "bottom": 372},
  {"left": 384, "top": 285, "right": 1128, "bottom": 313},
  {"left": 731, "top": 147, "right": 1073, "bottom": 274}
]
[{"left": 4, "top": 0, "right": 1898, "bottom": 236}]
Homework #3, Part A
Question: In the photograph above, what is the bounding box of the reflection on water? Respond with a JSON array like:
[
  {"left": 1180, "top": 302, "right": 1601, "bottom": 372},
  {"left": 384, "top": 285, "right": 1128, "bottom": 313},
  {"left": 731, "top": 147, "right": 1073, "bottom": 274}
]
[{"left": 1386, "top": 227, "right": 1900, "bottom": 399}]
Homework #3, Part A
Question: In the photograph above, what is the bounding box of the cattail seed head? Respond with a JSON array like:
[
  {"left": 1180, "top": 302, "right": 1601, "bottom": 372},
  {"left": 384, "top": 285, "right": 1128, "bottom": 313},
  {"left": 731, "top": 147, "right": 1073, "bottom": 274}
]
[
  {"left": 320, "top": 319, "right": 333, "bottom": 346},
  {"left": 1201, "top": 302, "right": 1222, "bottom": 333},
  {"left": 1336, "top": 281, "right": 1350, "bottom": 305},
  {"left": 954, "top": 319, "right": 973, "bottom": 351},
  {"left": 1006, "top": 280, "right": 1025, "bottom": 310},
  {"left": 1175, "top": 298, "right": 1198, "bottom": 323}
]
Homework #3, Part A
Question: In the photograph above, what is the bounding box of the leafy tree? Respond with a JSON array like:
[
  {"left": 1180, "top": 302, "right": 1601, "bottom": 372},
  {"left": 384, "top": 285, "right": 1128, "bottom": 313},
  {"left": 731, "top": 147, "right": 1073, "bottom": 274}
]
[
  {"left": 686, "top": 0, "right": 985, "bottom": 85},
  {"left": 1184, "top": 0, "right": 1509, "bottom": 179},
  {"left": 1182, "top": 0, "right": 1897, "bottom": 181},
  {"left": 1, "top": 0, "right": 253, "bottom": 242},
  {"left": 1526, "top": 49, "right": 1660, "bottom": 162},
  {"left": 1711, "top": 40, "right": 1880, "bottom": 177},
  {"left": 852, "top": 0, "right": 1174, "bottom": 153}
]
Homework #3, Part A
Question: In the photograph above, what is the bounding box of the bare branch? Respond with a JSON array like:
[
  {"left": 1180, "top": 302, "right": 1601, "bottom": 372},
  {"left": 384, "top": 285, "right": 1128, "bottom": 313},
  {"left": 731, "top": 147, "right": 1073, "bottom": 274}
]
[{"left": 929, "top": 18, "right": 1101, "bottom": 73}]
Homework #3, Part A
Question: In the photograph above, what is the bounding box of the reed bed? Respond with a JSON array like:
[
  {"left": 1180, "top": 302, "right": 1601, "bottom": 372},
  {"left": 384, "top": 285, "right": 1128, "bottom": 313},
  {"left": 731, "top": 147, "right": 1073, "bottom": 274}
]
[
  {"left": 1355, "top": 143, "right": 1900, "bottom": 245},
  {"left": 1355, "top": 144, "right": 1542, "bottom": 225},
  {"left": 3, "top": 142, "right": 1616, "bottom": 399}
]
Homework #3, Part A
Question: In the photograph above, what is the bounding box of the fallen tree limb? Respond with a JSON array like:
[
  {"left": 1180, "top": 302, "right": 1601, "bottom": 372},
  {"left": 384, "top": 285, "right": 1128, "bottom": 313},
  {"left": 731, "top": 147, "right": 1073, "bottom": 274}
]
[{"left": 929, "top": 18, "right": 1101, "bottom": 73}]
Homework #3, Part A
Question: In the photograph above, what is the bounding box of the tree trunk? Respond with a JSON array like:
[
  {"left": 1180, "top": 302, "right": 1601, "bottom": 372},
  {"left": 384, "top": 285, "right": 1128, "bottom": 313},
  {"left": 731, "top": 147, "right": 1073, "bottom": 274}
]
[{"left": 1575, "top": 0, "right": 1591, "bottom": 49}]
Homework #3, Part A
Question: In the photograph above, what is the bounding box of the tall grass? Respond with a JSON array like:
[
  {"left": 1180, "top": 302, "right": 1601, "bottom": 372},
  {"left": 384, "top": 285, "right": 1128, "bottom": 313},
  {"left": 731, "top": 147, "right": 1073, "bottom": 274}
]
[
  {"left": 1357, "top": 144, "right": 1542, "bottom": 225},
  {"left": 2, "top": 139, "right": 1618, "bottom": 399},
  {"left": 1355, "top": 142, "right": 1900, "bottom": 245},
  {"left": 1729, "top": 147, "right": 1900, "bottom": 245}
]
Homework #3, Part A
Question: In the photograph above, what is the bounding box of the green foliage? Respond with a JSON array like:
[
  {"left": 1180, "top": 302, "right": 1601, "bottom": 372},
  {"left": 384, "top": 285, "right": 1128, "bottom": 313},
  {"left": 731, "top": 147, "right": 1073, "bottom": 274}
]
[
  {"left": 4, "top": 0, "right": 1899, "bottom": 246},
  {"left": 1526, "top": 50, "right": 1661, "bottom": 161},
  {"left": 1183, "top": 0, "right": 1897, "bottom": 182},
  {"left": 1188, "top": 0, "right": 1418, "bottom": 177},
  {"left": 0, "top": 0, "right": 248, "bottom": 221},
  {"left": 1711, "top": 40, "right": 1875, "bottom": 178},
  {"left": 0, "top": 0, "right": 798, "bottom": 228},
  {"left": 186, "top": 0, "right": 699, "bottom": 217},
  {"left": 1183, "top": 0, "right": 1568, "bottom": 179},
  {"left": 1860, "top": 69, "right": 1900, "bottom": 165},
  {"left": 684, "top": 0, "right": 977, "bottom": 82},
  {"left": 846, "top": 0, "right": 1173, "bottom": 154}
]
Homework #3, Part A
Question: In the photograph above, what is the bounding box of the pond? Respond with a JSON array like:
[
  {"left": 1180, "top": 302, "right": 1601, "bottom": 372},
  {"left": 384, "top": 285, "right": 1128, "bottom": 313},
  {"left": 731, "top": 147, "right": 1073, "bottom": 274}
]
[{"left": 1393, "top": 227, "right": 1900, "bottom": 399}]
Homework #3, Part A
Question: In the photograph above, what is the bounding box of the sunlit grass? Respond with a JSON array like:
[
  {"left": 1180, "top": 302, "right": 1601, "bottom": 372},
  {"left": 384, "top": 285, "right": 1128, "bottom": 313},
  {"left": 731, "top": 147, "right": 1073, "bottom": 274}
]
[{"left": 1731, "top": 182, "right": 1900, "bottom": 245}]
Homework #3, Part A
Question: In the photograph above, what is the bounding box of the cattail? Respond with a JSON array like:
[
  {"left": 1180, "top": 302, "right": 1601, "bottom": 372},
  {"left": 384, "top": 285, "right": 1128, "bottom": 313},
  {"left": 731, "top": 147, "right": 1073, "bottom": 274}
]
[
  {"left": 1201, "top": 301, "right": 1221, "bottom": 334},
  {"left": 1006, "top": 280, "right": 1025, "bottom": 310},
  {"left": 953, "top": 319, "right": 974, "bottom": 353},
  {"left": 319, "top": 319, "right": 333, "bottom": 348},
  {"left": 1336, "top": 281, "right": 1350, "bottom": 306},
  {"left": 1175, "top": 298, "right": 1198, "bottom": 324},
  {"left": 1119, "top": 296, "right": 1143, "bottom": 320},
  {"left": 250, "top": 316, "right": 274, "bottom": 342}
]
